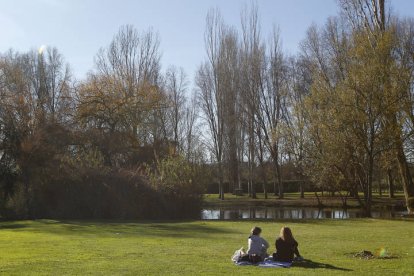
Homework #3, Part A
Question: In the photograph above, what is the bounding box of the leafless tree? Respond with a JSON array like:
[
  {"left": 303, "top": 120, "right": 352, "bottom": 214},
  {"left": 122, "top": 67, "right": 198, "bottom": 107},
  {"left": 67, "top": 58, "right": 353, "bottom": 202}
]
[
  {"left": 92, "top": 25, "right": 162, "bottom": 142},
  {"left": 197, "top": 8, "right": 231, "bottom": 199},
  {"left": 165, "top": 66, "right": 188, "bottom": 150},
  {"left": 239, "top": 3, "right": 264, "bottom": 198},
  {"left": 262, "top": 27, "right": 288, "bottom": 198}
]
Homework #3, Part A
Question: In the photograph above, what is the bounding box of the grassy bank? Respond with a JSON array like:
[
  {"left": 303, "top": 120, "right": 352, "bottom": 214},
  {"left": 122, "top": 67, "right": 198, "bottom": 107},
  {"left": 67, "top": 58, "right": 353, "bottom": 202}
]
[
  {"left": 203, "top": 192, "right": 407, "bottom": 209},
  {"left": 0, "top": 219, "right": 413, "bottom": 275}
]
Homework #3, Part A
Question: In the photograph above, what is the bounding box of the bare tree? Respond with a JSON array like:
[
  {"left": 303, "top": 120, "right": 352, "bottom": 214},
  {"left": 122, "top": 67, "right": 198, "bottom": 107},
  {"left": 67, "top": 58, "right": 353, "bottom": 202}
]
[
  {"left": 197, "top": 61, "right": 225, "bottom": 199},
  {"left": 165, "top": 66, "right": 187, "bottom": 148},
  {"left": 284, "top": 56, "right": 311, "bottom": 198},
  {"left": 93, "top": 24, "right": 162, "bottom": 142},
  {"left": 219, "top": 27, "right": 240, "bottom": 195},
  {"left": 262, "top": 27, "right": 288, "bottom": 198},
  {"left": 339, "top": 0, "right": 388, "bottom": 34},
  {"left": 239, "top": 3, "right": 264, "bottom": 198},
  {"left": 182, "top": 93, "right": 202, "bottom": 162}
]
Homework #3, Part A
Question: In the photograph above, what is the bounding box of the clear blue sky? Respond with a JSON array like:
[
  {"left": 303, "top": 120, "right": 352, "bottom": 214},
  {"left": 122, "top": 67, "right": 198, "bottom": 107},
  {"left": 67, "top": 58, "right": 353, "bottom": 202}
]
[{"left": 1, "top": 0, "right": 414, "bottom": 84}]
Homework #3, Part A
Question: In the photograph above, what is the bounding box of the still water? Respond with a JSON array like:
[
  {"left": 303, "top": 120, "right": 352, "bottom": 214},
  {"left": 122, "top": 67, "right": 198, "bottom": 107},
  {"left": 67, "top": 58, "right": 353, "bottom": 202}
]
[{"left": 201, "top": 206, "right": 407, "bottom": 220}]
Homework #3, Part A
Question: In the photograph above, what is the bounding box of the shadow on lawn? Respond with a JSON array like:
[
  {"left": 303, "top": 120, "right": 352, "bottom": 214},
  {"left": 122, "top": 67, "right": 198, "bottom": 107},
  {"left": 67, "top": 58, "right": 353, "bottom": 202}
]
[
  {"left": 0, "top": 219, "right": 62, "bottom": 229},
  {"left": 145, "top": 222, "right": 238, "bottom": 236},
  {"left": 293, "top": 259, "right": 352, "bottom": 271},
  {"left": 0, "top": 223, "right": 28, "bottom": 229},
  {"left": 6, "top": 219, "right": 242, "bottom": 239}
]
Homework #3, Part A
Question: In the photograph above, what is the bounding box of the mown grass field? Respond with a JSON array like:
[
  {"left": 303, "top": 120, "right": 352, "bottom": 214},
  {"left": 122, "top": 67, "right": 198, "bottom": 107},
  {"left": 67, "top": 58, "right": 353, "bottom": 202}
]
[{"left": 0, "top": 219, "right": 413, "bottom": 275}]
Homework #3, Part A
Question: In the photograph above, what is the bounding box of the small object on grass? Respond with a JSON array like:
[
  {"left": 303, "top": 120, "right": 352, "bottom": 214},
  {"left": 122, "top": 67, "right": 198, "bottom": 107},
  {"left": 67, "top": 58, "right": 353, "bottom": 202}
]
[
  {"left": 231, "top": 247, "right": 247, "bottom": 263},
  {"left": 376, "top": 247, "right": 399, "bottom": 259},
  {"left": 378, "top": 247, "right": 388, "bottom": 258},
  {"left": 354, "top": 250, "right": 374, "bottom": 259},
  {"left": 351, "top": 249, "right": 398, "bottom": 260}
]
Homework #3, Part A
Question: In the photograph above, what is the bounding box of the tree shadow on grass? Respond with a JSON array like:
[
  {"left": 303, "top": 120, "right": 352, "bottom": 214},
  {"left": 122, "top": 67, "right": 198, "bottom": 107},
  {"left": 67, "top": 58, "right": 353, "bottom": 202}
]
[
  {"left": 135, "top": 221, "right": 241, "bottom": 238},
  {"left": 6, "top": 219, "right": 242, "bottom": 239},
  {"left": 0, "top": 223, "right": 28, "bottom": 229},
  {"left": 293, "top": 259, "right": 352, "bottom": 271},
  {"left": 0, "top": 219, "right": 68, "bottom": 231}
]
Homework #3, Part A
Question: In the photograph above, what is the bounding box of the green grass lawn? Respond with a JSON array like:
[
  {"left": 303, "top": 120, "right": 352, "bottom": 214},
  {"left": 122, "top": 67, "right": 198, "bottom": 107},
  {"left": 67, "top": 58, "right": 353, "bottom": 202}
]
[{"left": 1, "top": 219, "right": 413, "bottom": 275}]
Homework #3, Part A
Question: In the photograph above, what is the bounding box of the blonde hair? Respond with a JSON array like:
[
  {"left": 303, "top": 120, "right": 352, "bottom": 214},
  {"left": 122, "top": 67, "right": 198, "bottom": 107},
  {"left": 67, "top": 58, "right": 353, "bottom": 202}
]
[{"left": 279, "top": 226, "right": 294, "bottom": 243}]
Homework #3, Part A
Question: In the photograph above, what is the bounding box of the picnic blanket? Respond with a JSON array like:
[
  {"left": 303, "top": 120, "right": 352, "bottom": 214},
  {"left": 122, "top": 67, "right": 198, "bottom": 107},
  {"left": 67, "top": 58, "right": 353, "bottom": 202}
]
[
  {"left": 235, "top": 259, "right": 292, "bottom": 268},
  {"left": 232, "top": 248, "right": 292, "bottom": 268}
]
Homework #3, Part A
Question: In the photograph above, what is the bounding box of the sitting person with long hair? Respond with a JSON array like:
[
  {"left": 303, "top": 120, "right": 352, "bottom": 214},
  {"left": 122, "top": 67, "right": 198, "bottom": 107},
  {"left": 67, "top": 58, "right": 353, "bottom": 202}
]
[
  {"left": 247, "top": 226, "right": 269, "bottom": 263},
  {"left": 273, "top": 226, "right": 302, "bottom": 262}
]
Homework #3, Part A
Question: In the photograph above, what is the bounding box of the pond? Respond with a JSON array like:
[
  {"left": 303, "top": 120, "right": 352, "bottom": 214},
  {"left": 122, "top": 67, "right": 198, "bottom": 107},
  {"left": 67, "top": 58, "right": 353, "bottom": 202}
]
[{"left": 201, "top": 206, "right": 408, "bottom": 220}]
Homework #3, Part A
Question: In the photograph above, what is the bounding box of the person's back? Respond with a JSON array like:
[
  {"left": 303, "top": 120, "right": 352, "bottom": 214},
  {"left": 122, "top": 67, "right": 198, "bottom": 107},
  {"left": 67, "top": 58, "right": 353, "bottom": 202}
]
[
  {"left": 247, "top": 235, "right": 269, "bottom": 256},
  {"left": 247, "top": 226, "right": 269, "bottom": 261},
  {"left": 273, "top": 226, "right": 301, "bottom": 262},
  {"left": 274, "top": 237, "right": 298, "bottom": 262}
]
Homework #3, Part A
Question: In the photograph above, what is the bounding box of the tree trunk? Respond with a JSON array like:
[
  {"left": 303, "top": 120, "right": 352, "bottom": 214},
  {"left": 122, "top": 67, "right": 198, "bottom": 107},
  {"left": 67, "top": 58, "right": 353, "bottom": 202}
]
[
  {"left": 387, "top": 111, "right": 414, "bottom": 213},
  {"left": 378, "top": 171, "right": 382, "bottom": 197},
  {"left": 251, "top": 178, "right": 256, "bottom": 199},
  {"left": 23, "top": 171, "right": 32, "bottom": 219},
  {"left": 350, "top": 188, "right": 357, "bottom": 198},
  {"left": 276, "top": 161, "right": 283, "bottom": 199},
  {"left": 365, "top": 155, "right": 374, "bottom": 216},
  {"left": 379, "top": 182, "right": 382, "bottom": 197},
  {"left": 396, "top": 144, "right": 414, "bottom": 213},
  {"left": 273, "top": 144, "right": 284, "bottom": 199},
  {"left": 218, "top": 162, "right": 224, "bottom": 200},
  {"left": 238, "top": 163, "right": 242, "bottom": 190},
  {"left": 387, "top": 169, "right": 394, "bottom": 198},
  {"left": 262, "top": 167, "right": 268, "bottom": 199},
  {"left": 300, "top": 181, "right": 305, "bottom": 198},
  {"left": 248, "top": 125, "right": 256, "bottom": 199},
  {"left": 231, "top": 157, "right": 239, "bottom": 194},
  {"left": 379, "top": 0, "right": 385, "bottom": 31},
  {"left": 248, "top": 179, "right": 251, "bottom": 197}
]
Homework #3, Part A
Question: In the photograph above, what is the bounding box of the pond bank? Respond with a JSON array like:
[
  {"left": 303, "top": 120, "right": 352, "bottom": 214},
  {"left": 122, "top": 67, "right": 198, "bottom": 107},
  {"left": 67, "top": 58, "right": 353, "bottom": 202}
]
[
  {"left": 203, "top": 193, "right": 407, "bottom": 210},
  {"left": 201, "top": 206, "right": 407, "bottom": 220}
]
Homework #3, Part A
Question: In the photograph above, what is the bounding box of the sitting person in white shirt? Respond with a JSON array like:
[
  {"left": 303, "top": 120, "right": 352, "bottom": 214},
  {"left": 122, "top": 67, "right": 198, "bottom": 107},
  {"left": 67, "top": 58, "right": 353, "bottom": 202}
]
[{"left": 247, "top": 226, "right": 269, "bottom": 263}]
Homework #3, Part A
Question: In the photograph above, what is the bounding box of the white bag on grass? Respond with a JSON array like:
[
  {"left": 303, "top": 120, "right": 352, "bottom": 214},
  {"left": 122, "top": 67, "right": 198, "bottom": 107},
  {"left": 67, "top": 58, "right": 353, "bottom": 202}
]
[{"left": 231, "top": 247, "right": 246, "bottom": 263}]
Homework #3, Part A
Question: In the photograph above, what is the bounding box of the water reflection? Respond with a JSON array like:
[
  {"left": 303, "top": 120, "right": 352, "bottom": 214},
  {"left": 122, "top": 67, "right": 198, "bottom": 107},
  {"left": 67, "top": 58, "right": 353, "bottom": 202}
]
[{"left": 201, "top": 207, "right": 407, "bottom": 220}]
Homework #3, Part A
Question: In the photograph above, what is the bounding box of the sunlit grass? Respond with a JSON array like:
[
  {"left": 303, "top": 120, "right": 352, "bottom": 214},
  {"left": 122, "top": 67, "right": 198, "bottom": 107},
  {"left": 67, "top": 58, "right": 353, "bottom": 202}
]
[{"left": 0, "top": 219, "right": 413, "bottom": 275}]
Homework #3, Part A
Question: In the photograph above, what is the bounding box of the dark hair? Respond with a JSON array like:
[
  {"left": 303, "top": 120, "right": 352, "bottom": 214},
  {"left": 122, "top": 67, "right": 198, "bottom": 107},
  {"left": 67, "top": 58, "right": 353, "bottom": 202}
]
[{"left": 251, "top": 226, "right": 262, "bottom": 236}]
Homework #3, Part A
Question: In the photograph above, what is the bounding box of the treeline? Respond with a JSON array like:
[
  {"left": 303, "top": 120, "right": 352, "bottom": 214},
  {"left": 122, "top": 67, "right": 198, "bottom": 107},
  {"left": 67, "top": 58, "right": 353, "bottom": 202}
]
[
  {"left": 196, "top": 0, "right": 414, "bottom": 214},
  {"left": 1, "top": 0, "right": 414, "bottom": 219},
  {"left": 0, "top": 26, "right": 206, "bottom": 219}
]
